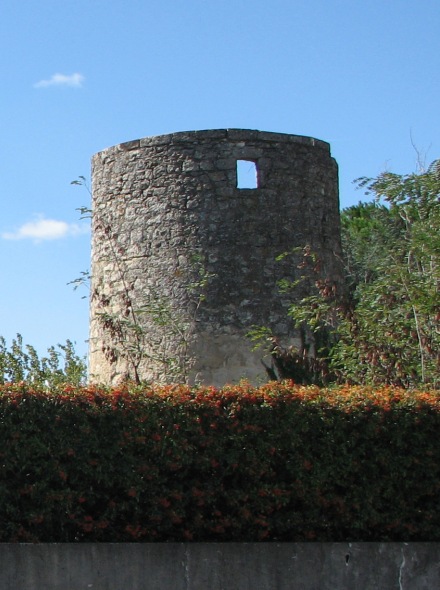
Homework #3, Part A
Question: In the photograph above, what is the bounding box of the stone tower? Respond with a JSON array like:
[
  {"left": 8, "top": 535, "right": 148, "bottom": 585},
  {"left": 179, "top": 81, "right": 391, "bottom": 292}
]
[{"left": 89, "top": 129, "right": 341, "bottom": 385}]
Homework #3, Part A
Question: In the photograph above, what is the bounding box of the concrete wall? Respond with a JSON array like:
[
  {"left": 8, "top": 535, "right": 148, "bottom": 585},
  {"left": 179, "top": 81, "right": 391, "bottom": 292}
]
[
  {"left": 0, "top": 543, "right": 438, "bottom": 589},
  {"left": 90, "top": 129, "right": 342, "bottom": 386}
]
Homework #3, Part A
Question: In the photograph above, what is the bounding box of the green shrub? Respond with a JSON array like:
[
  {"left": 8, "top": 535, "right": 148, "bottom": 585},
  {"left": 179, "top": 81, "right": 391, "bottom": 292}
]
[
  {"left": 0, "top": 382, "right": 438, "bottom": 542},
  {"left": 0, "top": 334, "right": 87, "bottom": 386}
]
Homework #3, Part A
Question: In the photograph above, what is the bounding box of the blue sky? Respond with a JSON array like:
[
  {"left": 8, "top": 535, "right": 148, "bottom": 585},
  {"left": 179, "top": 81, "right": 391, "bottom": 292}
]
[{"left": 0, "top": 0, "right": 439, "bottom": 362}]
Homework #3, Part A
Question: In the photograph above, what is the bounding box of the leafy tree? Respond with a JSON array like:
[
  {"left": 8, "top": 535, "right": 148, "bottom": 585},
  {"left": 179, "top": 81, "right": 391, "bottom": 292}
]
[
  {"left": 285, "top": 160, "right": 440, "bottom": 388},
  {"left": 0, "top": 334, "right": 87, "bottom": 386},
  {"left": 340, "top": 201, "right": 404, "bottom": 288}
]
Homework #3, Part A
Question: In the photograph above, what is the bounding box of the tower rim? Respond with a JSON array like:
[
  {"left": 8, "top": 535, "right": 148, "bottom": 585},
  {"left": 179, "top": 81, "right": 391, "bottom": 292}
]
[{"left": 93, "top": 128, "right": 331, "bottom": 159}]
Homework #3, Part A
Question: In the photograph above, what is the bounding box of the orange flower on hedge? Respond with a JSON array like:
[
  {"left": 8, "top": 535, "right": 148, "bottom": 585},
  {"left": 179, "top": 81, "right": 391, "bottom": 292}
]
[
  {"left": 125, "top": 524, "right": 142, "bottom": 538},
  {"left": 303, "top": 460, "right": 313, "bottom": 471},
  {"left": 192, "top": 488, "right": 204, "bottom": 498},
  {"left": 82, "top": 516, "right": 94, "bottom": 533}
]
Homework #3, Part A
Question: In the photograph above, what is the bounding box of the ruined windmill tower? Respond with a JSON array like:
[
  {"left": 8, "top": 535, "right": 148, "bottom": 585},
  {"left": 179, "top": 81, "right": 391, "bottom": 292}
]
[{"left": 89, "top": 129, "right": 341, "bottom": 385}]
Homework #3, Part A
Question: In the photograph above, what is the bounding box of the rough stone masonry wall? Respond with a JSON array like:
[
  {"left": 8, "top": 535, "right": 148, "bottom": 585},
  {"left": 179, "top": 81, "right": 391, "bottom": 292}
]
[{"left": 90, "top": 129, "right": 341, "bottom": 385}]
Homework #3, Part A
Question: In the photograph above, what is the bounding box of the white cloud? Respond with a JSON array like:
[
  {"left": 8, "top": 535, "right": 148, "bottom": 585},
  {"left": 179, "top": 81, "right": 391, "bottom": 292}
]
[
  {"left": 2, "top": 217, "right": 90, "bottom": 242},
  {"left": 34, "top": 73, "right": 85, "bottom": 88}
]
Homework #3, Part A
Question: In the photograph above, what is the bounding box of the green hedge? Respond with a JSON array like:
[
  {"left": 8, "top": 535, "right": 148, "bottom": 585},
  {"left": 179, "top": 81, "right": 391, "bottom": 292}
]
[{"left": 0, "top": 382, "right": 439, "bottom": 542}]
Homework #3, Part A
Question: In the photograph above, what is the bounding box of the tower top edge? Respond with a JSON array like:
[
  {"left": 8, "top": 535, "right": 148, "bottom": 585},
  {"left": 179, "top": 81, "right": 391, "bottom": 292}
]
[{"left": 93, "top": 129, "right": 331, "bottom": 158}]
